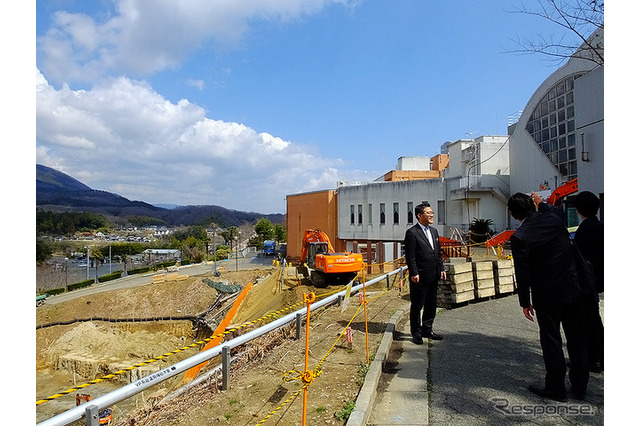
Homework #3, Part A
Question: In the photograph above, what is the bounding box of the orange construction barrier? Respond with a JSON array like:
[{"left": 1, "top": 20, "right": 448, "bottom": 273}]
[{"left": 181, "top": 282, "right": 253, "bottom": 385}]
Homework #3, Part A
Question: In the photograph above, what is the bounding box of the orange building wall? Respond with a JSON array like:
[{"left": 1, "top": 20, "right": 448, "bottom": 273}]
[
  {"left": 383, "top": 170, "right": 443, "bottom": 181},
  {"left": 286, "top": 190, "right": 344, "bottom": 262},
  {"left": 431, "top": 154, "right": 449, "bottom": 170},
  {"left": 431, "top": 154, "right": 449, "bottom": 171},
  {"left": 382, "top": 154, "right": 449, "bottom": 181}
]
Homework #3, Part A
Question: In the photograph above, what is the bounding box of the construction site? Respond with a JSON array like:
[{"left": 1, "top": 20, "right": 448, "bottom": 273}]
[
  {"left": 35, "top": 233, "right": 527, "bottom": 425},
  {"left": 35, "top": 255, "right": 417, "bottom": 425}
]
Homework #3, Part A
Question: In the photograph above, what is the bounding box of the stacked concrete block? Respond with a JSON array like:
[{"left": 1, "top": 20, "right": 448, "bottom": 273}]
[
  {"left": 473, "top": 261, "right": 496, "bottom": 299},
  {"left": 493, "top": 259, "right": 516, "bottom": 295},
  {"left": 437, "top": 260, "right": 475, "bottom": 308}
]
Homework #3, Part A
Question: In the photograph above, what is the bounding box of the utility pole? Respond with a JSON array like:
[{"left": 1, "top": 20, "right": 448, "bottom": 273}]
[{"left": 86, "top": 246, "right": 91, "bottom": 280}]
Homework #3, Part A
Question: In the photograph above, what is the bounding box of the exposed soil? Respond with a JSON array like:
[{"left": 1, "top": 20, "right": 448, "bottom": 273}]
[{"left": 36, "top": 266, "right": 409, "bottom": 425}]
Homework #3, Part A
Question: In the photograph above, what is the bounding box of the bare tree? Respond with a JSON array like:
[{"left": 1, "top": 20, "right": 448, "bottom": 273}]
[{"left": 508, "top": 0, "right": 604, "bottom": 66}]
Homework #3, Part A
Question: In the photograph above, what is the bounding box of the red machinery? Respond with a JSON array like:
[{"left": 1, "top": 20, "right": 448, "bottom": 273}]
[{"left": 484, "top": 178, "right": 579, "bottom": 254}]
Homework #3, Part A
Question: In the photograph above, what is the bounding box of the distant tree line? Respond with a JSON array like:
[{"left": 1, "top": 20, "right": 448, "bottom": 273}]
[
  {"left": 37, "top": 211, "right": 109, "bottom": 236},
  {"left": 35, "top": 211, "right": 286, "bottom": 265}
]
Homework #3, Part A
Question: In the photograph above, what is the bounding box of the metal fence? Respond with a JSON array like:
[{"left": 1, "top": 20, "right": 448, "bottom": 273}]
[{"left": 37, "top": 266, "right": 407, "bottom": 426}]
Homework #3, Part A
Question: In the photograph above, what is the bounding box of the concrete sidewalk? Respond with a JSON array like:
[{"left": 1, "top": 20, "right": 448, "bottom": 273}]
[{"left": 359, "top": 294, "right": 604, "bottom": 425}]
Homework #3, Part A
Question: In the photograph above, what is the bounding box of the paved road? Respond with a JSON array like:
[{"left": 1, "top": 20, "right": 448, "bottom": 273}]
[
  {"left": 368, "top": 294, "right": 604, "bottom": 425},
  {"left": 44, "top": 255, "right": 275, "bottom": 305}
]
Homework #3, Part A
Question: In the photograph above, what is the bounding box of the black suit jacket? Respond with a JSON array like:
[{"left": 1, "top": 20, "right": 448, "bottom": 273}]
[
  {"left": 510, "top": 211, "right": 580, "bottom": 309},
  {"left": 404, "top": 223, "right": 444, "bottom": 283},
  {"left": 573, "top": 216, "right": 604, "bottom": 292}
]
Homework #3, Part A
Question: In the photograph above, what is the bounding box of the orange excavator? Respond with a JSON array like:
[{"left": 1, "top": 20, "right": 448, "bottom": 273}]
[
  {"left": 300, "top": 229, "right": 364, "bottom": 287},
  {"left": 543, "top": 178, "right": 578, "bottom": 206},
  {"left": 485, "top": 178, "right": 579, "bottom": 254}
]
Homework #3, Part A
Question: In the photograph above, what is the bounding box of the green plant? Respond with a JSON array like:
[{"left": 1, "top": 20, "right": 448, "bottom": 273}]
[
  {"left": 468, "top": 217, "right": 495, "bottom": 243},
  {"left": 98, "top": 271, "right": 123, "bottom": 283},
  {"left": 356, "top": 362, "right": 370, "bottom": 386},
  {"left": 315, "top": 406, "right": 327, "bottom": 413},
  {"left": 67, "top": 279, "right": 94, "bottom": 291},
  {"left": 335, "top": 401, "right": 356, "bottom": 421}
]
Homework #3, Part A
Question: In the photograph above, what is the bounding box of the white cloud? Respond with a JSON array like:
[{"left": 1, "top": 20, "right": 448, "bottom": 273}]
[
  {"left": 36, "top": 69, "right": 369, "bottom": 213},
  {"left": 38, "top": 0, "right": 360, "bottom": 84},
  {"left": 186, "top": 79, "right": 205, "bottom": 90}
]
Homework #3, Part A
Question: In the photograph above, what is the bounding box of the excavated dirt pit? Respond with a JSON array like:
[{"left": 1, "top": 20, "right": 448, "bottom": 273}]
[
  {"left": 35, "top": 269, "right": 277, "bottom": 423},
  {"left": 36, "top": 266, "right": 406, "bottom": 425}
]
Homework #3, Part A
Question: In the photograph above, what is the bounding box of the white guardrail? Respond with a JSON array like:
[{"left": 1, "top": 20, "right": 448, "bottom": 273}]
[{"left": 37, "top": 266, "right": 407, "bottom": 426}]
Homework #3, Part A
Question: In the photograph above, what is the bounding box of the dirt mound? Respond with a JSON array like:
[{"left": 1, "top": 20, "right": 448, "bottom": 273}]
[
  {"left": 36, "top": 268, "right": 277, "bottom": 421},
  {"left": 43, "top": 321, "right": 192, "bottom": 381},
  {"left": 44, "top": 322, "right": 190, "bottom": 364},
  {"left": 233, "top": 268, "right": 310, "bottom": 324}
]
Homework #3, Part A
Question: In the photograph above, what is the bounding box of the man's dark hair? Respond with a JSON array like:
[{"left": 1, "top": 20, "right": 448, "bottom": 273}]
[
  {"left": 574, "top": 191, "right": 600, "bottom": 217},
  {"left": 507, "top": 193, "right": 536, "bottom": 221},
  {"left": 415, "top": 202, "right": 431, "bottom": 217}
]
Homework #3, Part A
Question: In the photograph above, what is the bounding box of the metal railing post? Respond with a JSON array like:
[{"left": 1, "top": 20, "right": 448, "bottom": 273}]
[
  {"left": 296, "top": 313, "right": 302, "bottom": 340},
  {"left": 222, "top": 346, "right": 230, "bottom": 391},
  {"left": 85, "top": 405, "right": 98, "bottom": 426}
]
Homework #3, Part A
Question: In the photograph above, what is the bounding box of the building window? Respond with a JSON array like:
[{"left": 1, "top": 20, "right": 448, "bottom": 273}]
[
  {"left": 357, "top": 204, "right": 363, "bottom": 225},
  {"left": 525, "top": 73, "right": 583, "bottom": 180},
  {"left": 407, "top": 202, "right": 414, "bottom": 224},
  {"left": 350, "top": 205, "right": 355, "bottom": 225},
  {"left": 367, "top": 204, "right": 372, "bottom": 225},
  {"left": 380, "top": 203, "right": 386, "bottom": 225},
  {"left": 437, "top": 201, "right": 446, "bottom": 225},
  {"left": 393, "top": 203, "right": 399, "bottom": 225}
]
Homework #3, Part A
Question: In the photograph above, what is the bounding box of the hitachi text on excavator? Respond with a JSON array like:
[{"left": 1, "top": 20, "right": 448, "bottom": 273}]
[{"left": 299, "top": 229, "right": 364, "bottom": 288}]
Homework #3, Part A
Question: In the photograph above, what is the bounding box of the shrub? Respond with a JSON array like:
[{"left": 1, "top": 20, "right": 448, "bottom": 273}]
[
  {"left": 68, "top": 279, "right": 94, "bottom": 291},
  {"left": 98, "top": 271, "right": 123, "bottom": 283},
  {"left": 127, "top": 266, "right": 151, "bottom": 275}
]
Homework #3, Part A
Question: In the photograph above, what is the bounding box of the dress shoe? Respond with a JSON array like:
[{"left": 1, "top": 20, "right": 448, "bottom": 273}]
[
  {"left": 570, "top": 388, "right": 586, "bottom": 401},
  {"left": 424, "top": 331, "right": 443, "bottom": 341},
  {"left": 412, "top": 334, "right": 424, "bottom": 345},
  {"left": 528, "top": 384, "right": 567, "bottom": 402},
  {"left": 589, "top": 362, "right": 602, "bottom": 373}
]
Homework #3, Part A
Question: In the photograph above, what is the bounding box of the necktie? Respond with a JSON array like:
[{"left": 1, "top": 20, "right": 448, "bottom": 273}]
[{"left": 424, "top": 226, "right": 433, "bottom": 249}]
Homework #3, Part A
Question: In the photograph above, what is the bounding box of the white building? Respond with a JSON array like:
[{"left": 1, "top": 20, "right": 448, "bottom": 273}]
[
  {"left": 142, "top": 249, "right": 181, "bottom": 262},
  {"left": 442, "top": 135, "right": 510, "bottom": 233},
  {"left": 287, "top": 29, "right": 603, "bottom": 264},
  {"left": 336, "top": 135, "right": 510, "bottom": 263},
  {"left": 508, "top": 27, "right": 604, "bottom": 225}
]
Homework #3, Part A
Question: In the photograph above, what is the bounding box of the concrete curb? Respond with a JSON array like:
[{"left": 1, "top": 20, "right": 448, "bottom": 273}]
[{"left": 346, "top": 308, "right": 405, "bottom": 426}]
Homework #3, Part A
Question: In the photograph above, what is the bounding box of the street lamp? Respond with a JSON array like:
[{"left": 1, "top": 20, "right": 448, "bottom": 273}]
[
  {"left": 64, "top": 257, "right": 69, "bottom": 292},
  {"left": 213, "top": 231, "right": 219, "bottom": 276},
  {"left": 234, "top": 235, "right": 238, "bottom": 271},
  {"left": 85, "top": 246, "right": 91, "bottom": 280}
]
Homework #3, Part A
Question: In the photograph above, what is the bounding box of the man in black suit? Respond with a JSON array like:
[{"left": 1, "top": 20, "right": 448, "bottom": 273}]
[
  {"left": 404, "top": 202, "right": 446, "bottom": 345},
  {"left": 508, "top": 193, "right": 589, "bottom": 401},
  {"left": 573, "top": 191, "right": 604, "bottom": 372}
]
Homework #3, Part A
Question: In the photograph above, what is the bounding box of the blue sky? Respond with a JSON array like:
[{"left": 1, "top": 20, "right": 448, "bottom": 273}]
[{"left": 35, "top": 0, "right": 601, "bottom": 214}]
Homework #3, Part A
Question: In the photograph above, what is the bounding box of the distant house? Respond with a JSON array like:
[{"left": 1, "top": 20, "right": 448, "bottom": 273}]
[{"left": 142, "top": 249, "right": 181, "bottom": 263}]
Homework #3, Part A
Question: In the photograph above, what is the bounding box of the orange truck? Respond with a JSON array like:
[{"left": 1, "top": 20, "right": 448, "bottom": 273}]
[{"left": 300, "top": 229, "right": 363, "bottom": 287}]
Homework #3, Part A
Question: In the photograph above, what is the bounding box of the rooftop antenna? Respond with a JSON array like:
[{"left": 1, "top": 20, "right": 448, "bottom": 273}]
[
  {"left": 465, "top": 131, "right": 478, "bottom": 140},
  {"left": 507, "top": 111, "right": 523, "bottom": 126}
]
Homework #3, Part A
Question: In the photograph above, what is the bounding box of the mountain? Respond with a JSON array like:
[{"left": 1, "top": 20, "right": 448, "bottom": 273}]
[
  {"left": 36, "top": 164, "right": 283, "bottom": 227},
  {"left": 36, "top": 164, "right": 92, "bottom": 192}
]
